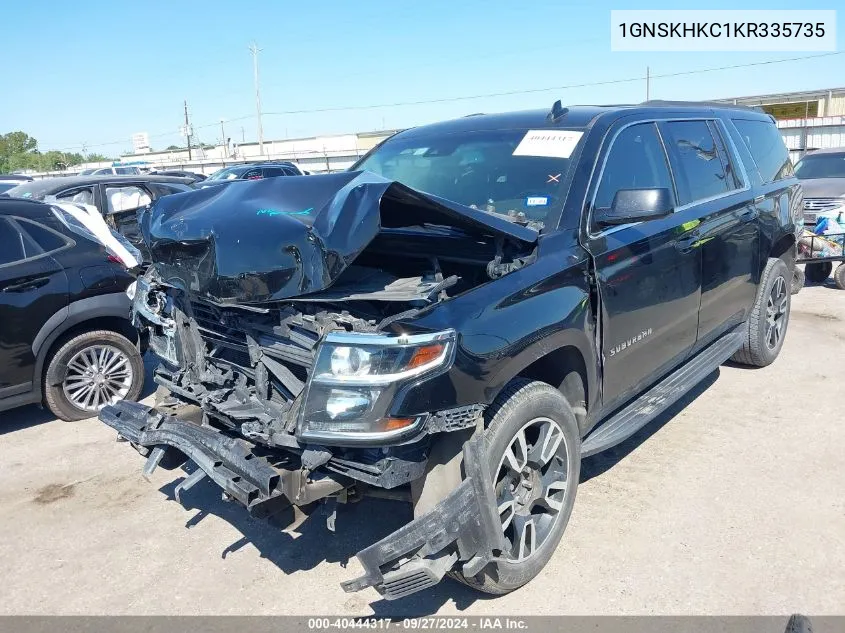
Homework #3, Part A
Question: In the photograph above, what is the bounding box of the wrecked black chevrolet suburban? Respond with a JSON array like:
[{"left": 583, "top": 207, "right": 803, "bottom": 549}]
[{"left": 99, "top": 101, "right": 801, "bottom": 600}]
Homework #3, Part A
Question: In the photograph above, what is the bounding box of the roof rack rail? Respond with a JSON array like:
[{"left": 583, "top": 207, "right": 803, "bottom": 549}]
[{"left": 640, "top": 99, "right": 765, "bottom": 113}]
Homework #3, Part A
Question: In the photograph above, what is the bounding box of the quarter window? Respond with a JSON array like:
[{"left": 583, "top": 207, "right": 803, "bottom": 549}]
[
  {"left": 732, "top": 119, "right": 793, "bottom": 184},
  {"left": 594, "top": 122, "right": 675, "bottom": 212},
  {"left": 18, "top": 219, "right": 69, "bottom": 253},
  {"left": 662, "top": 121, "right": 733, "bottom": 205}
]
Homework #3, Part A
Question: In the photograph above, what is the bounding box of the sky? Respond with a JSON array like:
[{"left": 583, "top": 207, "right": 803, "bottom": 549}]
[{"left": 2, "top": 0, "right": 842, "bottom": 155}]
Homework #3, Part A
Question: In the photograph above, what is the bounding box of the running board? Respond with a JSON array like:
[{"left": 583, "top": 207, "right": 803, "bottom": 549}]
[{"left": 581, "top": 331, "right": 744, "bottom": 458}]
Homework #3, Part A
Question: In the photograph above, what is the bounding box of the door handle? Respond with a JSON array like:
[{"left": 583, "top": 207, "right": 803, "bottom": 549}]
[
  {"left": 739, "top": 208, "right": 760, "bottom": 222},
  {"left": 753, "top": 195, "right": 766, "bottom": 204},
  {"left": 675, "top": 230, "right": 701, "bottom": 252},
  {"left": 0, "top": 277, "right": 50, "bottom": 293}
]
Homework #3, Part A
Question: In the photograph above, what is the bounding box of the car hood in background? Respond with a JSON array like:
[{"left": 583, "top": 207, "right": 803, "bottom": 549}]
[
  {"left": 799, "top": 178, "right": 845, "bottom": 198},
  {"left": 139, "top": 170, "right": 538, "bottom": 304}
]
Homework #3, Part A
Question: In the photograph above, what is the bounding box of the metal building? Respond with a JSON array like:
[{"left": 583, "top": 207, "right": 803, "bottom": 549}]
[{"left": 715, "top": 87, "right": 845, "bottom": 163}]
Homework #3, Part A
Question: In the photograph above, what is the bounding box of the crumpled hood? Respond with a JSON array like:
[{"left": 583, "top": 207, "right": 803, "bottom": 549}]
[
  {"left": 140, "top": 170, "right": 537, "bottom": 304},
  {"left": 799, "top": 178, "right": 845, "bottom": 199}
]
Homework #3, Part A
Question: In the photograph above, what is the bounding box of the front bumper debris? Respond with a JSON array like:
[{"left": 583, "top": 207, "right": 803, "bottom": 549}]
[
  {"left": 100, "top": 401, "right": 507, "bottom": 600},
  {"left": 340, "top": 435, "right": 508, "bottom": 600},
  {"left": 100, "top": 401, "right": 344, "bottom": 519}
]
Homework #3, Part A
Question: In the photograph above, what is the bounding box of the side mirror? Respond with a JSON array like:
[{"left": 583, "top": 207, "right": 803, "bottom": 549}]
[{"left": 597, "top": 188, "right": 674, "bottom": 227}]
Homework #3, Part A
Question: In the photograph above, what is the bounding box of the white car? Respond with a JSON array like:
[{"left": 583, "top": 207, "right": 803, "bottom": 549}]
[{"left": 77, "top": 166, "right": 142, "bottom": 176}]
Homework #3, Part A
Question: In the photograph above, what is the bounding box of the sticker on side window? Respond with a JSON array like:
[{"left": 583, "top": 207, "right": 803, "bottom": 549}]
[{"left": 513, "top": 130, "right": 583, "bottom": 159}]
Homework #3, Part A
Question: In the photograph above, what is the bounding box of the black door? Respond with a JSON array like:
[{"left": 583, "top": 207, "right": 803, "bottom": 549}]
[
  {"left": 0, "top": 217, "right": 69, "bottom": 396},
  {"left": 585, "top": 121, "right": 703, "bottom": 409},
  {"left": 658, "top": 119, "right": 760, "bottom": 350}
]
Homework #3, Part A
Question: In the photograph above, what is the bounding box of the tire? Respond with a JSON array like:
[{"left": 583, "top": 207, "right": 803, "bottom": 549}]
[
  {"left": 44, "top": 329, "right": 144, "bottom": 421},
  {"left": 834, "top": 264, "right": 845, "bottom": 290},
  {"left": 784, "top": 615, "right": 813, "bottom": 633},
  {"left": 732, "top": 258, "right": 791, "bottom": 368},
  {"left": 450, "top": 378, "right": 580, "bottom": 595},
  {"left": 791, "top": 266, "right": 805, "bottom": 295},
  {"left": 805, "top": 261, "right": 832, "bottom": 284}
]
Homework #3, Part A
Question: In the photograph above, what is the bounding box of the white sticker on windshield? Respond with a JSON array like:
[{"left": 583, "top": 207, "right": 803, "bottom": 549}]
[{"left": 513, "top": 130, "right": 583, "bottom": 159}]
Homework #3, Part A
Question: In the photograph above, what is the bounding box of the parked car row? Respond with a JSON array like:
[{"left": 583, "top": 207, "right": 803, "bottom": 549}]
[{"left": 0, "top": 159, "right": 313, "bottom": 419}]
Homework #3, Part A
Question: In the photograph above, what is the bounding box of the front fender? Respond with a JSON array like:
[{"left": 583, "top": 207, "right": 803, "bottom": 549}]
[{"left": 391, "top": 232, "right": 597, "bottom": 416}]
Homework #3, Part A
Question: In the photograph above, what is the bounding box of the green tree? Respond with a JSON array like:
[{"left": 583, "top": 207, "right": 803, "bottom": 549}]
[
  {"left": 0, "top": 131, "right": 39, "bottom": 172},
  {"left": 166, "top": 145, "right": 182, "bottom": 150},
  {"left": 84, "top": 152, "right": 111, "bottom": 162}
]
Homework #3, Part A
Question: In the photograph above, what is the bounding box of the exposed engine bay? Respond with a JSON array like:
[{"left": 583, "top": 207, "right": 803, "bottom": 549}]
[{"left": 126, "top": 170, "right": 538, "bottom": 491}]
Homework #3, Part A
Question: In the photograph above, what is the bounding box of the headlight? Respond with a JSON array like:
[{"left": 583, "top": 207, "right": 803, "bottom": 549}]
[{"left": 298, "top": 330, "right": 456, "bottom": 443}]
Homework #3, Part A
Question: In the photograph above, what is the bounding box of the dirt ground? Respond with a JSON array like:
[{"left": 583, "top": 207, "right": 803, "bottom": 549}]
[{"left": 1, "top": 281, "right": 843, "bottom": 617}]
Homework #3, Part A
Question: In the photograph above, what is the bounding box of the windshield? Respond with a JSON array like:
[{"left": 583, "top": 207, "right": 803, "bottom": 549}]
[
  {"left": 4, "top": 181, "right": 45, "bottom": 199},
  {"left": 354, "top": 128, "right": 583, "bottom": 224},
  {"left": 78, "top": 168, "right": 97, "bottom": 175},
  {"left": 794, "top": 153, "right": 845, "bottom": 179},
  {"left": 207, "top": 166, "right": 250, "bottom": 181}
]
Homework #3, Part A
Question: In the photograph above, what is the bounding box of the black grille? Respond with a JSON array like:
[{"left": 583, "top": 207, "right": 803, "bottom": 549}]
[{"left": 189, "top": 300, "right": 316, "bottom": 402}]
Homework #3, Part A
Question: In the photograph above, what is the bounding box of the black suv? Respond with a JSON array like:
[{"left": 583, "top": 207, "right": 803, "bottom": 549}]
[
  {"left": 198, "top": 161, "right": 305, "bottom": 188},
  {"left": 0, "top": 198, "right": 145, "bottom": 420},
  {"left": 99, "top": 101, "right": 800, "bottom": 600}
]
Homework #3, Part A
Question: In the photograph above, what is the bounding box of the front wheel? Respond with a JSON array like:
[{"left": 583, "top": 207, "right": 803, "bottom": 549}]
[
  {"left": 732, "top": 257, "right": 791, "bottom": 367},
  {"left": 450, "top": 379, "right": 580, "bottom": 595}
]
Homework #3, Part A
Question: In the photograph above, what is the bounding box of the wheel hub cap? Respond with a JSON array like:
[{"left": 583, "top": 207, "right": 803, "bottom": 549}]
[
  {"left": 495, "top": 417, "right": 569, "bottom": 562},
  {"left": 62, "top": 345, "right": 134, "bottom": 413},
  {"left": 765, "top": 275, "right": 788, "bottom": 350}
]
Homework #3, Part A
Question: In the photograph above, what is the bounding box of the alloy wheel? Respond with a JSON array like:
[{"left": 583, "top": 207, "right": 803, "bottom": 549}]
[
  {"left": 494, "top": 417, "right": 569, "bottom": 562},
  {"left": 765, "top": 275, "right": 788, "bottom": 350},
  {"left": 62, "top": 345, "right": 135, "bottom": 413}
]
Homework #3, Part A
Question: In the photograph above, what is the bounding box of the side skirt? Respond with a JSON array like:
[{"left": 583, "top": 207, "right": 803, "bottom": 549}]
[{"left": 581, "top": 329, "right": 744, "bottom": 457}]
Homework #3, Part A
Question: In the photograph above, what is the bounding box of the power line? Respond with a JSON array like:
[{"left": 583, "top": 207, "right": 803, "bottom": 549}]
[{"left": 45, "top": 51, "right": 843, "bottom": 153}]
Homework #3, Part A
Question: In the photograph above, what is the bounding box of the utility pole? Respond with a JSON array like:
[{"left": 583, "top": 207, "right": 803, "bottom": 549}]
[
  {"left": 249, "top": 42, "right": 264, "bottom": 156},
  {"left": 184, "top": 100, "right": 192, "bottom": 160},
  {"left": 645, "top": 66, "right": 650, "bottom": 101},
  {"left": 240, "top": 126, "right": 245, "bottom": 143},
  {"left": 220, "top": 119, "right": 227, "bottom": 157}
]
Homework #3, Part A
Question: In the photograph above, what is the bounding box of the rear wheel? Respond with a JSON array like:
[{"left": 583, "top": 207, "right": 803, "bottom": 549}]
[
  {"left": 450, "top": 379, "right": 580, "bottom": 595},
  {"left": 805, "top": 262, "right": 832, "bottom": 284},
  {"left": 834, "top": 264, "right": 845, "bottom": 290},
  {"left": 732, "top": 258, "right": 790, "bottom": 368},
  {"left": 791, "top": 266, "right": 805, "bottom": 295},
  {"left": 44, "top": 330, "right": 144, "bottom": 421}
]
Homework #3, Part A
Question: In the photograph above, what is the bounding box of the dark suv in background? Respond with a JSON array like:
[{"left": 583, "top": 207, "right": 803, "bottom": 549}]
[
  {"left": 99, "top": 101, "right": 800, "bottom": 600},
  {"left": 197, "top": 161, "right": 306, "bottom": 188},
  {"left": 0, "top": 198, "right": 145, "bottom": 421}
]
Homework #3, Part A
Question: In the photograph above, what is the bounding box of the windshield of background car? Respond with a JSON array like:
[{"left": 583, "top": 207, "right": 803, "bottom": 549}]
[
  {"left": 354, "top": 128, "right": 584, "bottom": 224},
  {"left": 207, "top": 166, "right": 250, "bottom": 181},
  {"left": 4, "top": 181, "right": 48, "bottom": 199},
  {"left": 794, "top": 153, "right": 845, "bottom": 179}
]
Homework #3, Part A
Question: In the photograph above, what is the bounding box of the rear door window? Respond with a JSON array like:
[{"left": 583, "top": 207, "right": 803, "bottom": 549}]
[
  {"left": 661, "top": 120, "right": 733, "bottom": 206},
  {"left": 243, "top": 168, "right": 263, "bottom": 180},
  {"left": 732, "top": 119, "right": 793, "bottom": 184},
  {"left": 0, "top": 217, "right": 26, "bottom": 266}
]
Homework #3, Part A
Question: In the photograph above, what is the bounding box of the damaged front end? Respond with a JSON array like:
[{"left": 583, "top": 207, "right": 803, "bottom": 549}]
[{"left": 100, "top": 171, "right": 537, "bottom": 599}]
